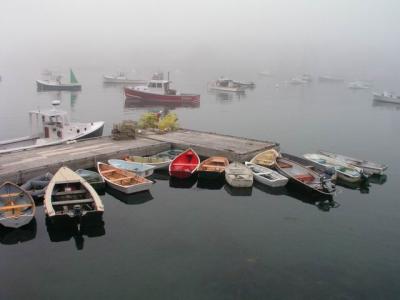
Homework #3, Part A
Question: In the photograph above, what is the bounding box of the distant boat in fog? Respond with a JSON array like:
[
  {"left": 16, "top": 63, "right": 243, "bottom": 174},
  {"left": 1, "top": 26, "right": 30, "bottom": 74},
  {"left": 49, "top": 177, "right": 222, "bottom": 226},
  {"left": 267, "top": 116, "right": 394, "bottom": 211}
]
[
  {"left": 290, "top": 74, "right": 312, "bottom": 85},
  {"left": 208, "top": 78, "right": 245, "bottom": 92},
  {"left": 103, "top": 72, "right": 147, "bottom": 84},
  {"left": 348, "top": 80, "right": 370, "bottom": 90},
  {"left": 232, "top": 80, "right": 256, "bottom": 88},
  {"left": 373, "top": 91, "right": 400, "bottom": 104},
  {"left": 36, "top": 69, "right": 82, "bottom": 91},
  {"left": 318, "top": 75, "right": 344, "bottom": 83},
  {"left": 258, "top": 71, "right": 272, "bottom": 77}
]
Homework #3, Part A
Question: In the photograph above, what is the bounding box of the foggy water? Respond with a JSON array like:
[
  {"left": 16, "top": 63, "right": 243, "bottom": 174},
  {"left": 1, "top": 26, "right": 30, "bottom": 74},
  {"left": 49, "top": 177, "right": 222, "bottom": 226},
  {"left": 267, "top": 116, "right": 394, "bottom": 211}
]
[{"left": 0, "top": 67, "right": 399, "bottom": 299}]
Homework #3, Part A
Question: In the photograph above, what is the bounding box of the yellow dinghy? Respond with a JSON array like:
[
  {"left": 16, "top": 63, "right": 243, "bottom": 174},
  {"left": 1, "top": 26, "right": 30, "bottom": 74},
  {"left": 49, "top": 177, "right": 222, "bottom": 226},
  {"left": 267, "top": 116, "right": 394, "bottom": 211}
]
[{"left": 250, "top": 149, "right": 280, "bottom": 167}]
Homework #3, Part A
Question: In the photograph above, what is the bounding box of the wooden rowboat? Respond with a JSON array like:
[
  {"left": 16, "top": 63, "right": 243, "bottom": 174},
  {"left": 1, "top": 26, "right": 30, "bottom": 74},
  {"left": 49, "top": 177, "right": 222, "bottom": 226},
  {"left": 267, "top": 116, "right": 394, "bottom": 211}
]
[
  {"left": 0, "top": 182, "right": 35, "bottom": 228},
  {"left": 44, "top": 167, "right": 104, "bottom": 221},
  {"left": 98, "top": 162, "right": 153, "bottom": 194},
  {"left": 225, "top": 162, "right": 253, "bottom": 188},
  {"left": 75, "top": 169, "right": 106, "bottom": 191},
  {"left": 250, "top": 149, "right": 280, "bottom": 167},
  {"left": 245, "top": 162, "right": 288, "bottom": 188},
  {"left": 275, "top": 157, "right": 336, "bottom": 196},
  {"left": 169, "top": 148, "right": 200, "bottom": 179},
  {"left": 198, "top": 156, "right": 229, "bottom": 179}
]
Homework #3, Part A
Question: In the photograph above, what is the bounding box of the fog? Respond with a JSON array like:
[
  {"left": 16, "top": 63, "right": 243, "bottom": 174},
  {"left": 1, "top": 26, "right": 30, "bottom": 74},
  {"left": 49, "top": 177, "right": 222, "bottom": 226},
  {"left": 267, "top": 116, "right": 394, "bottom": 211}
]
[{"left": 1, "top": 0, "right": 400, "bottom": 82}]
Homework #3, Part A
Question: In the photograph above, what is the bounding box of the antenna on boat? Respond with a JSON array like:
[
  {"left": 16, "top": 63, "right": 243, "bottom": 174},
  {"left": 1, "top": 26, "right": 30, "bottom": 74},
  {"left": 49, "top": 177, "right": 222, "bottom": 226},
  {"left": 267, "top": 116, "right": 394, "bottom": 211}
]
[{"left": 168, "top": 71, "right": 170, "bottom": 82}]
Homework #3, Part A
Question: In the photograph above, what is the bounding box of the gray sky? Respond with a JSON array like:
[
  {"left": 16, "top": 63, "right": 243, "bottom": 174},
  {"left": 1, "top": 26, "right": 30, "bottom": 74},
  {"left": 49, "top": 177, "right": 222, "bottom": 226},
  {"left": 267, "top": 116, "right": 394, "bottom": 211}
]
[{"left": 1, "top": 0, "right": 400, "bottom": 78}]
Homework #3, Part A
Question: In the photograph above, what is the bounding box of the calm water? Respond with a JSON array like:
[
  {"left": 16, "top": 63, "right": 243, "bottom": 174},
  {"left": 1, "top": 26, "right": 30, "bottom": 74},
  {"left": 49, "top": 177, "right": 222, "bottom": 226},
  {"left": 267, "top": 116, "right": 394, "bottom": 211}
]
[{"left": 1, "top": 68, "right": 400, "bottom": 299}]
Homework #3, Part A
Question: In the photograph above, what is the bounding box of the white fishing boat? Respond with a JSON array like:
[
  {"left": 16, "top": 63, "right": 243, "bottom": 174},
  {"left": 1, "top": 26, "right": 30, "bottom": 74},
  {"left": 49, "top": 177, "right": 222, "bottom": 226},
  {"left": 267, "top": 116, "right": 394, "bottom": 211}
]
[
  {"left": 44, "top": 167, "right": 104, "bottom": 221},
  {"left": 0, "top": 101, "right": 104, "bottom": 154},
  {"left": 208, "top": 78, "right": 245, "bottom": 93},
  {"left": 103, "top": 72, "right": 147, "bottom": 84},
  {"left": 319, "top": 150, "right": 387, "bottom": 175},
  {"left": 245, "top": 162, "right": 288, "bottom": 187},
  {"left": 348, "top": 81, "right": 370, "bottom": 90},
  {"left": 97, "top": 162, "right": 153, "bottom": 194},
  {"left": 373, "top": 91, "right": 400, "bottom": 104},
  {"left": 232, "top": 80, "right": 256, "bottom": 88},
  {"left": 289, "top": 77, "right": 308, "bottom": 85},
  {"left": 36, "top": 69, "right": 81, "bottom": 91},
  {"left": 0, "top": 182, "right": 35, "bottom": 228},
  {"left": 225, "top": 162, "right": 253, "bottom": 188}
]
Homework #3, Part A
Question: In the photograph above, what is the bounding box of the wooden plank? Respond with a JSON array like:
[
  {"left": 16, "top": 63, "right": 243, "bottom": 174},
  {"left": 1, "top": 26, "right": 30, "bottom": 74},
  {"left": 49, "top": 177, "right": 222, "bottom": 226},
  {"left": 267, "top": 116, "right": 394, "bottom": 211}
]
[
  {"left": 0, "top": 204, "right": 32, "bottom": 211},
  {"left": 52, "top": 199, "right": 93, "bottom": 205}
]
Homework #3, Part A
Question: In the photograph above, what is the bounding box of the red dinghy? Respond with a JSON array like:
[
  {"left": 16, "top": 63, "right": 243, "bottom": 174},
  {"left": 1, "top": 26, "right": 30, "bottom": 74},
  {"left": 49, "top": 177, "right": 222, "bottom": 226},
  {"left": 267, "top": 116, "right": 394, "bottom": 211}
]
[{"left": 169, "top": 148, "right": 200, "bottom": 179}]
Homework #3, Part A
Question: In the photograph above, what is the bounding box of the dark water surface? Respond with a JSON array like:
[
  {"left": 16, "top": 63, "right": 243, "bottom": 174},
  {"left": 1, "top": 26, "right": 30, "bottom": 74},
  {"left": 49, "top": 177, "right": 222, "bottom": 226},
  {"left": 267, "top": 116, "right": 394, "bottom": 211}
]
[{"left": 0, "top": 68, "right": 399, "bottom": 299}]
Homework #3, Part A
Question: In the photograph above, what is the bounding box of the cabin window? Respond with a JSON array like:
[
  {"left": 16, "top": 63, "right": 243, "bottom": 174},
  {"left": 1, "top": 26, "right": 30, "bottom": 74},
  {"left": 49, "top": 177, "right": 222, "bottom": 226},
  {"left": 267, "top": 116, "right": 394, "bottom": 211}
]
[
  {"left": 157, "top": 83, "right": 162, "bottom": 88},
  {"left": 77, "top": 129, "right": 80, "bottom": 134},
  {"left": 149, "top": 82, "right": 156, "bottom": 88}
]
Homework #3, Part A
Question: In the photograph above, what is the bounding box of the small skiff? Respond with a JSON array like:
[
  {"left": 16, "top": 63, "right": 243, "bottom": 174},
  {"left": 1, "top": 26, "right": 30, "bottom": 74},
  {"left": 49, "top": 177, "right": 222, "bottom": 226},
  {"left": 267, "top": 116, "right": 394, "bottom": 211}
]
[
  {"left": 75, "top": 169, "right": 106, "bottom": 191},
  {"left": 0, "top": 182, "right": 35, "bottom": 228},
  {"left": 275, "top": 157, "right": 335, "bottom": 195},
  {"left": 245, "top": 162, "right": 288, "bottom": 187},
  {"left": 198, "top": 156, "right": 229, "bottom": 179},
  {"left": 154, "top": 149, "right": 183, "bottom": 160},
  {"left": 20, "top": 172, "right": 53, "bottom": 199},
  {"left": 44, "top": 167, "right": 104, "bottom": 221},
  {"left": 319, "top": 150, "right": 388, "bottom": 175},
  {"left": 97, "top": 162, "right": 153, "bottom": 194},
  {"left": 304, "top": 153, "right": 363, "bottom": 183},
  {"left": 250, "top": 149, "right": 280, "bottom": 167},
  {"left": 124, "top": 155, "right": 171, "bottom": 170},
  {"left": 169, "top": 148, "right": 200, "bottom": 179},
  {"left": 225, "top": 162, "right": 253, "bottom": 188},
  {"left": 108, "top": 159, "right": 155, "bottom": 177}
]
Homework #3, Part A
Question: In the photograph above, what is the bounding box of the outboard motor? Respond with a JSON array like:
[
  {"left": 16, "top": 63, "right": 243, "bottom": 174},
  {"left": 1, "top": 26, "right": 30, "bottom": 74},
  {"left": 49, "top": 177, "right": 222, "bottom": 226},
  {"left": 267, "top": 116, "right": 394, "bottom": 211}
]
[
  {"left": 73, "top": 205, "right": 82, "bottom": 217},
  {"left": 320, "top": 176, "right": 335, "bottom": 193}
]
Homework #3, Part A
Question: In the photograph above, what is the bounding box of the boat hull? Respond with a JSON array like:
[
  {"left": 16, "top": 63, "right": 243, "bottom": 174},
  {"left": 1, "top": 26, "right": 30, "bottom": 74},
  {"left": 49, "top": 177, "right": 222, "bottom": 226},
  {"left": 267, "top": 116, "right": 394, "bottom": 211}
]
[
  {"left": 124, "top": 87, "right": 200, "bottom": 104},
  {"left": 36, "top": 80, "right": 82, "bottom": 91},
  {"left": 169, "top": 148, "right": 200, "bottom": 179},
  {"left": 373, "top": 94, "right": 400, "bottom": 104}
]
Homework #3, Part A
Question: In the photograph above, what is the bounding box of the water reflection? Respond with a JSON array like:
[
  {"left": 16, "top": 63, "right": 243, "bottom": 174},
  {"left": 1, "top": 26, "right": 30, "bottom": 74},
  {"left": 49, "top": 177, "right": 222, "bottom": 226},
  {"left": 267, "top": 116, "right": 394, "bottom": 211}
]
[
  {"left": 0, "top": 219, "right": 37, "bottom": 245},
  {"left": 106, "top": 187, "right": 154, "bottom": 205},
  {"left": 212, "top": 91, "right": 246, "bottom": 102},
  {"left": 124, "top": 98, "right": 200, "bottom": 110},
  {"left": 46, "top": 217, "right": 105, "bottom": 250},
  {"left": 372, "top": 100, "right": 400, "bottom": 111},
  {"left": 152, "top": 170, "right": 170, "bottom": 181},
  {"left": 197, "top": 177, "right": 225, "bottom": 190},
  {"left": 224, "top": 184, "right": 253, "bottom": 196},
  {"left": 169, "top": 176, "right": 198, "bottom": 189},
  {"left": 337, "top": 179, "right": 371, "bottom": 194},
  {"left": 369, "top": 174, "right": 388, "bottom": 185}
]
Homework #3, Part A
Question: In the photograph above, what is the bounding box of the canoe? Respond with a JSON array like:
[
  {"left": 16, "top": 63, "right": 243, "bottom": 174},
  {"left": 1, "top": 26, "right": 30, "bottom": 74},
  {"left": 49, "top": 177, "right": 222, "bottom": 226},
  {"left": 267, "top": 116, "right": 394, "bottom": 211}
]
[
  {"left": 108, "top": 159, "right": 155, "bottom": 177},
  {"left": 124, "top": 155, "right": 171, "bottom": 170},
  {"left": 225, "top": 162, "right": 253, "bottom": 188},
  {"left": 75, "top": 169, "right": 106, "bottom": 191},
  {"left": 0, "top": 182, "right": 35, "bottom": 228},
  {"left": 44, "top": 167, "right": 104, "bottom": 221},
  {"left": 275, "top": 157, "right": 336, "bottom": 196},
  {"left": 250, "top": 149, "right": 280, "bottom": 167},
  {"left": 169, "top": 148, "right": 200, "bottom": 179},
  {"left": 198, "top": 156, "right": 229, "bottom": 179},
  {"left": 282, "top": 153, "right": 337, "bottom": 182},
  {"left": 98, "top": 162, "right": 153, "bottom": 194},
  {"left": 304, "top": 153, "right": 363, "bottom": 183},
  {"left": 20, "top": 172, "right": 53, "bottom": 199},
  {"left": 319, "top": 150, "right": 388, "bottom": 175},
  {"left": 245, "top": 162, "right": 288, "bottom": 187}
]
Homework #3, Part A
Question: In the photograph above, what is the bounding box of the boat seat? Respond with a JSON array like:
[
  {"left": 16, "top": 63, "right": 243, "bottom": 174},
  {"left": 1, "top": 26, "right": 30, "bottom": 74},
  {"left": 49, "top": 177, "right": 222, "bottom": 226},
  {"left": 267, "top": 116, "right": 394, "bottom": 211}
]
[
  {"left": 277, "top": 162, "right": 292, "bottom": 168},
  {"left": 101, "top": 170, "right": 115, "bottom": 174},
  {"left": 0, "top": 192, "right": 23, "bottom": 198},
  {"left": 54, "top": 189, "right": 87, "bottom": 196},
  {"left": 172, "top": 163, "right": 198, "bottom": 167},
  {"left": 109, "top": 177, "right": 134, "bottom": 182},
  {"left": 0, "top": 203, "right": 32, "bottom": 211},
  {"left": 52, "top": 199, "right": 94, "bottom": 206},
  {"left": 294, "top": 174, "right": 314, "bottom": 183}
]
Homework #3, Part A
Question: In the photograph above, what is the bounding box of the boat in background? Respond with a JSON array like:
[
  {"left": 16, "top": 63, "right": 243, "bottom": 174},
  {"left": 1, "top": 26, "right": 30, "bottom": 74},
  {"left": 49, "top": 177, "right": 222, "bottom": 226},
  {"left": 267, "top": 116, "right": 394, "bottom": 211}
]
[
  {"left": 44, "top": 167, "right": 104, "bottom": 222},
  {"left": 198, "top": 156, "right": 229, "bottom": 179},
  {"left": 124, "top": 78, "right": 200, "bottom": 104},
  {"left": 290, "top": 74, "right": 312, "bottom": 85},
  {"left": 232, "top": 80, "right": 256, "bottom": 89},
  {"left": 108, "top": 159, "right": 155, "bottom": 177},
  {"left": 75, "top": 169, "right": 106, "bottom": 191},
  {"left": 20, "top": 172, "right": 53, "bottom": 200},
  {"left": 103, "top": 72, "right": 147, "bottom": 84},
  {"left": 250, "top": 149, "right": 280, "bottom": 167},
  {"left": 318, "top": 75, "right": 344, "bottom": 83},
  {"left": 304, "top": 153, "right": 363, "bottom": 183},
  {"left": 97, "top": 162, "right": 153, "bottom": 194},
  {"left": 0, "top": 101, "right": 104, "bottom": 154},
  {"left": 245, "top": 162, "right": 288, "bottom": 188},
  {"left": 37, "top": 69, "right": 82, "bottom": 91},
  {"left": 0, "top": 182, "right": 35, "bottom": 228},
  {"left": 169, "top": 148, "right": 200, "bottom": 179},
  {"left": 348, "top": 81, "right": 370, "bottom": 90},
  {"left": 208, "top": 78, "right": 245, "bottom": 93},
  {"left": 275, "top": 157, "right": 336, "bottom": 196},
  {"left": 373, "top": 91, "right": 400, "bottom": 104},
  {"left": 225, "top": 162, "right": 253, "bottom": 188},
  {"left": 319, "top": 150, "right": 387, "bottom": 175}
]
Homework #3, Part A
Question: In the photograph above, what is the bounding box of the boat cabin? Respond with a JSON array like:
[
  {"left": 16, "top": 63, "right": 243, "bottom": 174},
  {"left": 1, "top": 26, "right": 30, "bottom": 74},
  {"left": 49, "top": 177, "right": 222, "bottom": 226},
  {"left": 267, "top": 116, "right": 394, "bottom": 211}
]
[
  {"left": 145, "top": 80, "right": 176, "bottom": 95},
  {"left": 29, "top": 108, "right": 70, "bottom": 139}
]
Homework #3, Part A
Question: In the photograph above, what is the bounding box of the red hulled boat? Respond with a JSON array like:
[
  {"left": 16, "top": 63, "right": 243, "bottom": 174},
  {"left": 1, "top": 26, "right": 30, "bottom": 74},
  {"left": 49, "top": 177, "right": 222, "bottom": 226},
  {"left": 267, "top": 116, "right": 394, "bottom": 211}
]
[
  {"left": 169, "top": 148, "right": 200, "bottom": 179},
  {"left": 124, "top": 79, "right": 200, "bottom": 104}
]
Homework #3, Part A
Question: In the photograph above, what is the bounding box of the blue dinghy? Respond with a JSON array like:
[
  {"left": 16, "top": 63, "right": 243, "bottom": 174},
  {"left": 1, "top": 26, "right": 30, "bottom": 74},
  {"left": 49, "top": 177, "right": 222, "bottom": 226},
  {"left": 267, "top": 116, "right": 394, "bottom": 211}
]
[{"left": 108, "top": 159, "right": 155, "bottom": 177}]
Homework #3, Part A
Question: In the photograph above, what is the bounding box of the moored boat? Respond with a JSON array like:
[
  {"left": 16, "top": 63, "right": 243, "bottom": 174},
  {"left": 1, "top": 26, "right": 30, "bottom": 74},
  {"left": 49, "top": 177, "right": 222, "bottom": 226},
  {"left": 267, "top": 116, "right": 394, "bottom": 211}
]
[
  {"left": 198, "top": 156, "right": 229, "bottom": 179},
  {"left": 103, "top": 73, "right": 147, "bottom": 84},
  {"left": 154, "top": 149, "right": 183, "bottom": 160},
  {"left": 232, "top": 80, "right": 256, "bottom": 88},
  {"left": 108, "top": 159, "right": 155, "bottom": 177},
  {"left": 208, "top": 78, "right": 245, "bottom": 93},
  {"left": 304, "top": 153, "right": 363, "bottom": 183},
  {"left": 275, "top": 157, "right": 336, "bottom": 196},
  {"left": 97, "top": 162, "right": 153, "bottom": 194},
  {"left": 319, "top": 150, "right": 388, "bottom": 175},
  {"left": 44, "top": 167, "right": 104, "bottom": 222},
  {"left": 124, "top": 155, "right": 171, "bottom": 170},
  {"left": 225, "top": 162, "right": 253, "bottom": 188},
  {"left": 0, "top": 100, "right": 104, "bottom": 154},
  {"left": 245, "top": 162, "right": 288, "bottom": 188},
  {"left": 75, "top": 169, "right": 106, "bottom": 191},
  {"left": 36, "top": 69, "right": 82, "bottom": 91},
  {"left": 0, "top": 182, "right": 35, "bottom": 228},
  {"left": 373, "top": 91, "right": 400, "bottom": 104},
  {"left": 348, "top": 81, "right": 370, "bottom": 90},
  {"left": 124, "top": 79, "right": 200, "bottom": 104},
  {"left": 250, "top": 149, "right": 280, "bottom": 167},
  {"left": 20, "top": 172, "right": 53, "bottom": 200},
  {"left": 169, "top": 148, "right": 200, "bottom": 179}
]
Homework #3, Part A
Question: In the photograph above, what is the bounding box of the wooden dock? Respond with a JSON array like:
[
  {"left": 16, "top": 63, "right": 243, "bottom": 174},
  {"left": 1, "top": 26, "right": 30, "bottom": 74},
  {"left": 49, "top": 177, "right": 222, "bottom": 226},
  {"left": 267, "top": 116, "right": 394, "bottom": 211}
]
[{"left": 0, "top": 129, "right": 277, "bottom": 184}]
